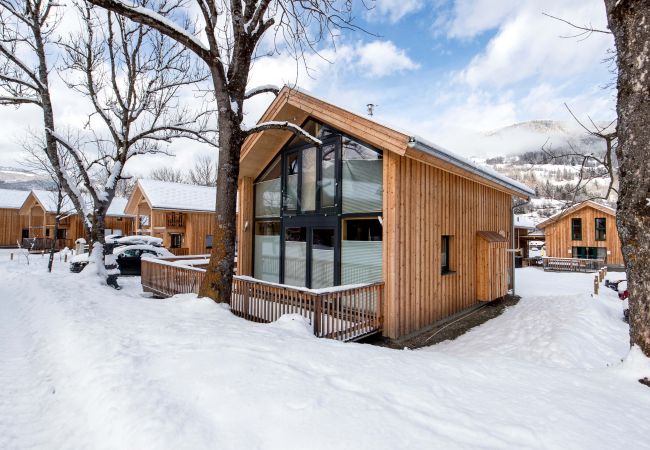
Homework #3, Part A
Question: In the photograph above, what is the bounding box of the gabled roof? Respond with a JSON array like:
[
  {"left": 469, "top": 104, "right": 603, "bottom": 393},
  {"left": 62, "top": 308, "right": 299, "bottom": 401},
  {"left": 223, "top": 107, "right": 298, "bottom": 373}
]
[
  {"left": 126, "top": 179, "right": 216, "bottom": 213},
  {"left": 19, "top": 190, "right": 131, "bottom": 217},
  {"left": 241, "top": 86, "right": 534, "bottom": 199},
  {"left": 0, "top": 188, "right": 30, "bottom": 209},
  {"left": 537, "top": 200, "right": 616, "bottom": 229}
]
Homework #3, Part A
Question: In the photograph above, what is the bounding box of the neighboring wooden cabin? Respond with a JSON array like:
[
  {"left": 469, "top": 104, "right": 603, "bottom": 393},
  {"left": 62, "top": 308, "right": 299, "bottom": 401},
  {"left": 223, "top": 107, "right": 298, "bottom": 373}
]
[
  {"left": 125, "top": 179, "right": 217, "bottom": 255},
  {"left": 537, "top": 200, "right": 623, "bottom": 267},
  {"left": 236, "top": 87, "right": 534, "bottom": 339},
  {"left": 18, "top": 190, "right": 134, "bottom": 249},
  {"left": 0, "top": 189, "right": 30, "bottom": 247},
  {"left": 514, "top": 214, "right": 545, "bottom": 259}
]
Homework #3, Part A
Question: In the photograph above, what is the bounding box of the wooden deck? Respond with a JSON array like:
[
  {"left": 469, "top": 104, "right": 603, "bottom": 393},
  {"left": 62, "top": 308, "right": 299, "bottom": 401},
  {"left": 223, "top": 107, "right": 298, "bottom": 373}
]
[
  {"left": 141, "top": 257, "right": 383, "bottom": 341},
  {"left": 542, "top": 257, "right": 605, "bottom": 272}
]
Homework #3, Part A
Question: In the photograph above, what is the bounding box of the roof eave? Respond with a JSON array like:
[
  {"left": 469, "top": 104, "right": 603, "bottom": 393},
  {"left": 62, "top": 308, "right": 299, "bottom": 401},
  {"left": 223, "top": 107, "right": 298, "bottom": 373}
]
[{"left": 408, "top": 138, "right": 535, "bottom": 199}]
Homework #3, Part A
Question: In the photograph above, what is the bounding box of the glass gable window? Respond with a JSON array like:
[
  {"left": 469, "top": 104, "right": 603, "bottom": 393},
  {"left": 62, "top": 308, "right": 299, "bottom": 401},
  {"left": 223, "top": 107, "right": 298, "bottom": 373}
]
[
  {"left": 342, "top": 138, "right": 383, "bottom": 213},
  {"left": 255, "top": 157, "right": 281, "bottom": 218},
  {"left": 252, "top": 118, "right": 384, "bottom": 288},
  {"left": 571, "top": 218, "right": 582, "bottom": 240},
  {"left": 254, "top": 221, "right": 281, "bottom": 282},
  {"left": 595, "top": 218, "right": 606, "bottom": 241}
]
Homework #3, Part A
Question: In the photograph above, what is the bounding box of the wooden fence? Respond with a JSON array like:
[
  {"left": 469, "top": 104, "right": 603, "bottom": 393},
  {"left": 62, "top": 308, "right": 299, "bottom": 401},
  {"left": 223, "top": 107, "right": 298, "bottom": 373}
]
[
  {"left": 141, "top": 257, "right": 383, "bottom": 341},
  {"left": 21, "top": 238, "right": 73, "bottom": 251},
  {"left": 168, "top": 247, "right": 190, "bottom": 256},
  {"left": 542, "top": 257, "right": 605, "bottom": 272}
]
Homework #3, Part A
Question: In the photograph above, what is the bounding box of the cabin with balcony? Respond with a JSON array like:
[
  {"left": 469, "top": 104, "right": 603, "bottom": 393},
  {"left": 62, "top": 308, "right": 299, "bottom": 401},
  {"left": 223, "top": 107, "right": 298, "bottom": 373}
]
[
  {"left": 233, "top": 87, "right": 534, "bottom": 339},
  {"left": 537, "top": 200, "right": 622, "bottom": 268},
  {"left": 18, "top": 190, "right": 134, "bottom": 250},
  {"left": 124, "top": 179, "right": 217, "bottom": 255},
  {"left": 0, "top": 189, "right": 30, "bottom": 248}
]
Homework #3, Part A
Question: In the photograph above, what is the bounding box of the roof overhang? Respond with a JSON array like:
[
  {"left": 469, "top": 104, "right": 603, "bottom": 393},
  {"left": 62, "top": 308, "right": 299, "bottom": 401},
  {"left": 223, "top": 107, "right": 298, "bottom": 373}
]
[
  {"left": 537, "top": 200, "right": 617, "bottom": 228},
  {"left": 240, "top": 86, "right": 533, "bottom": 200}
]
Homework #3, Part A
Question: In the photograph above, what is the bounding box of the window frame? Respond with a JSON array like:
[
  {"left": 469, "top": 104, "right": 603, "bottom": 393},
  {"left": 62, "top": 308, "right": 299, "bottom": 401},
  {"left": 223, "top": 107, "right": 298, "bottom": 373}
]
[
  {"left": 441, "top": 235, "right": 451, "bottom": 275},
  {"left": 571, "top": 218, "right": 582, "bottom": 241},
  {"left": 595, "top": 217, "right": 606, "bottom": 241}
]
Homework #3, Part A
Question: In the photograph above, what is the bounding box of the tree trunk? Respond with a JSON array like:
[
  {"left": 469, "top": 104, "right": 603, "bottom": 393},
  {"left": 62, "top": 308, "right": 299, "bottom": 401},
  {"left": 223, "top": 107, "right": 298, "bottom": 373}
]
[
  {"left": 605, "top": 0, "right": 650, "bottom": 357},
  {"left": 198, "top": 112, "right": 243, "bottom": 303},
  {"left": 47, "top": 189, "right": 64, "bottom": 273}
]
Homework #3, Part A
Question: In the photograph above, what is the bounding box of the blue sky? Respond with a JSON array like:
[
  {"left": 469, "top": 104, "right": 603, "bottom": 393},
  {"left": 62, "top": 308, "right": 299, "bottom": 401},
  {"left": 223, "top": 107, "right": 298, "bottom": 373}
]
[{"left": 0, "top": 0, "right": 615, "bottom": 174}]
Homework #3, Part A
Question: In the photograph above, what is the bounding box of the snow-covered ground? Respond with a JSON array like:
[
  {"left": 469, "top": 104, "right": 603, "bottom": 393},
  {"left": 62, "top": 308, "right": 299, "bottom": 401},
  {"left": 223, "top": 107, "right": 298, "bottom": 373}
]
[{"left": 1, "top": 250, "right": 649, "bottom": 449}]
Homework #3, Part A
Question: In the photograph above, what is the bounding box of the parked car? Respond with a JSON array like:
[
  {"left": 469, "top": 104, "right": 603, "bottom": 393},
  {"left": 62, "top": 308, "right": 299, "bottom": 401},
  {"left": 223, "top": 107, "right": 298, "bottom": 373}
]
[{"left": 69, "top": 236, "right": 171, "bottom": 275}]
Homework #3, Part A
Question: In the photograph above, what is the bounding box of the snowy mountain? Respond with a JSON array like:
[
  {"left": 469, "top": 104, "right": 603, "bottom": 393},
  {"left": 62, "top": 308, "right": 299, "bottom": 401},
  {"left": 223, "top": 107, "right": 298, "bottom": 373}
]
[
  {"left": 0, "top": 166, "right": 54, "bottom": 190},
  {"left": 474, "top": 120, "right": 617, "bottom": 224}
]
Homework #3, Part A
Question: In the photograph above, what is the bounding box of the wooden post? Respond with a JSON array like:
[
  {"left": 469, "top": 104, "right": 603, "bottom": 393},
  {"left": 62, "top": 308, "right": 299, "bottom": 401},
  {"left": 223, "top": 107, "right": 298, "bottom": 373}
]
[
  {"left": 244, "top": 285, "right": 250, "bottom": 319},
  {"left": 313, "top": 295, "right": 322, "bottom": 337},
  {"left": 10, "top": 253, "right": 13, "bottom": 261},
  {"left": 594, "top": 276, "right": 599, "bottom": 295},
  {"left": 64, "top": 253, "right": 68, "bottom": 263}
]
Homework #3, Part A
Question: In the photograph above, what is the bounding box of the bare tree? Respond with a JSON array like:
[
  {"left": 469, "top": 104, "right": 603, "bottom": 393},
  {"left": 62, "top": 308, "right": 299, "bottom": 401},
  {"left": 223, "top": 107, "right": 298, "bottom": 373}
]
[
  {"left": 604, "top": 0, "right": 650, "bottom": 362},
  {"left": 44, "top": 3, "right": 214, "bottom": 285},
  {"left": 0, "top": 0, "right": 92, "bottom": 236},
  {"left": 187, "top": 154, "right": 217, "bottom": 186},
  {"left": 150, "top": 166, "right": 186, "bottom": 183},
  {"left": 86, "top": 0, "right": 362, "bottom": 302},
  {"left": 539, "top": 105, "right": 618, "bottom": 207},
  {"left": 20, "top": 130, "right": 77, "bottom": 272}
]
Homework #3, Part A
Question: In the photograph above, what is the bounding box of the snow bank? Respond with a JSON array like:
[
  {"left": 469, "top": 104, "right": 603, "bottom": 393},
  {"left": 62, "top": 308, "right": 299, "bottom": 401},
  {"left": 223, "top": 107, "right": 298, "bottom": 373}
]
[{"left": 1, "top": 256, "right": 649, "bottom": 450}]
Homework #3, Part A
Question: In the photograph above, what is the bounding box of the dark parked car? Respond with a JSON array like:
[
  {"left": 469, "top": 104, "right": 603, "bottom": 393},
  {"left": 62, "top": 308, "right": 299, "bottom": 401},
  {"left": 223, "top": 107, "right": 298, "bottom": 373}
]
[{"left": 69, "top": 243, "right": 172, "bottom": 275}]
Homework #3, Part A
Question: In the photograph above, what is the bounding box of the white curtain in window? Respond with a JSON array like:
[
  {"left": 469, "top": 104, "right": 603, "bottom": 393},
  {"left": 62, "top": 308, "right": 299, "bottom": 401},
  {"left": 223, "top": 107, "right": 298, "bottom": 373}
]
[
  {"left": 312, "top": 248, "right": 334, "bottom": 289},
  {"left": 341, "top": 240, "right": 383, "bottom": 285},
  {"left": 254, "top": 235, "right": 280, "bottom": 282},
  {"left": 342, "top": 160, "right": 383, "bottom": 213},
  {"left": 284, "top": 241, "right": 307, "bottom": 287},
  {"left": 301, "top": 147, "right": 317, "bottom": 211}
]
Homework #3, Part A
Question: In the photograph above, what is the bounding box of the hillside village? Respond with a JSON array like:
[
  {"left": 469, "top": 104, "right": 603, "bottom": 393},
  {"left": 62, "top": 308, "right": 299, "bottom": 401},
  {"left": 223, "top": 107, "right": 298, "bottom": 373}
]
[{"left": 0, "top": 0, "right": 648, "bottom": 449}]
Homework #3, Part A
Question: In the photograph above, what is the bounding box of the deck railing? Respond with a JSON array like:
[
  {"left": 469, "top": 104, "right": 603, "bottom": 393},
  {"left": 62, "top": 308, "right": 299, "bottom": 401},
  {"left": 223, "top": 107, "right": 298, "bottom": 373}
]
[
  {"left": 141, "top": 257, "right": 383, "bottom": 341},
  {"left": 21, "top": 238, "right": 73, "bottom": 251},
  {"left": 168, "top": 247, "right": 190, "bottom": 256},
  {"left": 542, "top": 257, "right": 605, "bottom": 272}
]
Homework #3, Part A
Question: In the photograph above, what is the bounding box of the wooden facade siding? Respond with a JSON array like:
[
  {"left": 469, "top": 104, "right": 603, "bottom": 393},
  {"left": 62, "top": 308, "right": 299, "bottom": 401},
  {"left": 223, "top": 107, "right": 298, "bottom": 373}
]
[
  {"left": 382, "top": 152, "right": 512, "bottom": 338},
  {"left": 237, "top": 177, "right": 254, "bottom": 276},
  {"left": 0, "top": 208, "right": 28, "bottom": 247},
  {"left": 540, "top": 204, "right": 623, "bottom": 266}
]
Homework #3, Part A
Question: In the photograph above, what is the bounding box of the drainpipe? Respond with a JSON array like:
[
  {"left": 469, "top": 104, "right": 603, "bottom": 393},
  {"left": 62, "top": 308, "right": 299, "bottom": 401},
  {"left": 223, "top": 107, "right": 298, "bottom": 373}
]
[{"left": 511, "top": 198, "right": 530, "bottom": 297}]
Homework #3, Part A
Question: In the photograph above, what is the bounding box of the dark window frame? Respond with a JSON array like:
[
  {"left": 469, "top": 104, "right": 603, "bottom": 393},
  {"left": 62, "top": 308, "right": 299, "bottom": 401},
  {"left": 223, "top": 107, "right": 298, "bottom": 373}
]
[
  {"left": 571, "top": 218, "right": 582, "bottom": 240},
  {"left": 441, "top": 235, "right": 451, "bottom": 275},
  {"left": 595, "top": 217, "right": 606, "bottom": 241}
]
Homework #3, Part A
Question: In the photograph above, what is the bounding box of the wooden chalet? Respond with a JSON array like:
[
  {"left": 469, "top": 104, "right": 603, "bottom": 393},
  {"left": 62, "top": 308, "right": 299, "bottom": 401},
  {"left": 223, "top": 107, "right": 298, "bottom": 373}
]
[
  {"left": 18, "top": 190, "right": 134, "bottom": 250},
  {"left": 537, "top": 200, "right": 623, "bottom": 267},
  {"left": 230, "top": 87, "right": 535, "bottom": 339},
  {"left": 0, "top": 189, "right": 30, "bottom": 248},
  {"left": 125, "top": 179, "right": 217, "bottom": 255}
]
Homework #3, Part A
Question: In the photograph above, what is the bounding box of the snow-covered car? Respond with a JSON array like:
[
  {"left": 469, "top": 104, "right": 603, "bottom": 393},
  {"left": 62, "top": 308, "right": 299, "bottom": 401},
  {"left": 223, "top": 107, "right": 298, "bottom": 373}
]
[{"left": 69, "top": 239, "right": 172, "bottom": 275}]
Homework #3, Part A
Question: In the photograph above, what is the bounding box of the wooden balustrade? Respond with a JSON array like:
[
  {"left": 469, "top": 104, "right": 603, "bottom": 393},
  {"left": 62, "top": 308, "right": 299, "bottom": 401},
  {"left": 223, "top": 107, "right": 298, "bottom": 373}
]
[
  {"left": 166, "top": 212, "right": 184, "bottom": 228},
  {"left": 141, "top": 257, "right": 383, "bottom": 341},
  {"left": 168, "top": 247, "right": 190, "bottom": 256},
  {"left": 21, "top": 238, "right": 73, "bottom": 251},
  {"left": 542, "top": 257, "right": 605, "bottom": 272}
]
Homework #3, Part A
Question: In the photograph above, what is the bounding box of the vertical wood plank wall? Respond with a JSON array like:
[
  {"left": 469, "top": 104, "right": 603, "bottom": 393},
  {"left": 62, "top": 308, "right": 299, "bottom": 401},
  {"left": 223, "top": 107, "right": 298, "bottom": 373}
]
[
  {"left": 184, "top": 213, "right": 214, "bottom": 255},
  {"left": 382, "top": 152, "right": 513, "bottom": 339},
  {"left": 0, "top": 208, "right": 28, "bottom": 246},
  {"left": 543, "top": 207, "right": 623, "bottom": 265},
  {"left": 237, "top": 177, "right": 254, "bottom": 276}
]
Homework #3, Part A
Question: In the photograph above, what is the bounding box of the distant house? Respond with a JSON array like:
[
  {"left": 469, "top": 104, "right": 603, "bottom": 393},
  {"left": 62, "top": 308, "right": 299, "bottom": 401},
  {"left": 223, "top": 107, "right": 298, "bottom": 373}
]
[
  {"left": 537, "top": 200, "right": 622, "bottom": 267},
  {"left": 513, "top": 214, "right": 545, "bottom": 259},
  {"left": 18, "top": 190, "right": 134, "bottom": 249},
  {"left": 124, "top": 179, "right": 217, "bottom": 255},
  {"left": 234, "top": 86, "right": 535, "bottom": 339},
  {"left": 0, "top": 189, "right": 30, "bottom": 247}
]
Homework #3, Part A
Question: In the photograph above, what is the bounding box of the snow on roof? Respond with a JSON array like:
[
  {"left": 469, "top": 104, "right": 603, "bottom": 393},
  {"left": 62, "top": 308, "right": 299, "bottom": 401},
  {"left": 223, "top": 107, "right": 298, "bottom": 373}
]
[
  {"left": 514, "top": 214, "right": 538, "bottom": 229},
  {"left": 32, "top": 189, "right": 75, "bottom": 214},
  {"left": 138, "top": 179, "right": 216, "bottom": 212},
  {"left": 0, "top": 189, "right": 30, "bottom": 209},
  {"left": 282, "top": 86, "right": 535, "bottom": 198},
  {"left": 106, "top": 197, "right": 130, "bottom": 217},
  {"left": 537, "top": 200, "right": 617, "bottom": 228}
]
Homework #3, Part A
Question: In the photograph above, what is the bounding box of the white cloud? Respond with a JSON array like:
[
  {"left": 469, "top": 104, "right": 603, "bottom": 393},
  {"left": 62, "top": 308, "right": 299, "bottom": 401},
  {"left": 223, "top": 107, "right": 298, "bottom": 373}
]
[
  {"left": 354, "top": 41, "right": 420, "bottom": 78},
  {"left": 449, "top": 0, "right": 613, "bottom": 89},
  {"left": 365, "top": 0, "right": 424, "bottom": 23}
]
